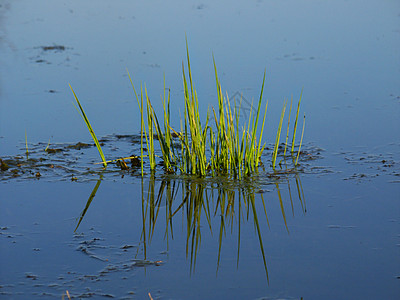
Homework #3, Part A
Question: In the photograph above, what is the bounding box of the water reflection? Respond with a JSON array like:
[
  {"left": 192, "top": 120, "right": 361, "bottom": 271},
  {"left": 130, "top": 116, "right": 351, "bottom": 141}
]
[
  {"left": 75, "top": 171, "right": 306, "bottom": 282},
  {"left": 74, "top": 176, "right": 103, "bottom": 232}
]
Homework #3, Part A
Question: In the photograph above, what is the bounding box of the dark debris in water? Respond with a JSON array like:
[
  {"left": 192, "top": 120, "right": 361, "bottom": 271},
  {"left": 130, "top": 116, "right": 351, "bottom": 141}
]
[
  {"left": 0, "top": 136, "right": 141, "bottom": 182},
  {"left": 29, "top": 44, "right": 77, "bottom": 67},
  {"left": 0, "top": 142, "right": 326, "bottom": 187},
  {"left": 0, "top": 227, "right": 162, "bottom": 298},
  {"left": 40, "top": 45, "right": 66, "bottom": 52},
  {"left": 25, "top": 272, "right": 39, "bottom": 280},
  {"left": 45, "top": 148, "right": 63, "bottom": 154},
  {"left": 0, "top": 135, "right": 370, "bottom": 185},
  {"left": 338, "top": 148, "right": 399, "bottom": 182},
  {"left": 0, "top": 158, "right": 9, "bottom": 171},
  {"left": 0, "top": 225, "right": 19, "bottom": 241},
  {"left": 66, "top": 142, "right": 93, "bottom": 150}
]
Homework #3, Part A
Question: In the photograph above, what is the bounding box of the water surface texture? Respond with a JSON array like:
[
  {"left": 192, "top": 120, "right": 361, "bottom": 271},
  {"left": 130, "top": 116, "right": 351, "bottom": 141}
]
[{"left": 0, "top": 1, "right": 399, "bottom": 299}]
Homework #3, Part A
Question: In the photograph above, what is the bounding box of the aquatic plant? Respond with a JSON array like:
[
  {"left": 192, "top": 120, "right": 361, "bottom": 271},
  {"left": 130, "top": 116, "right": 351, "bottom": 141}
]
[
  {"left": 69, "top": 40, "right": 304, "bottom": 176},
  {"left": 210, "top": 57, "right": 268, "bottom": 178},
  {"left": 127, "top": 40, "right": 286, "bottom": 178},
  {"left": 270, "top": 91, "right": 304, "bottom": 170},
  {"left": 69, "top": 84, "right": 108, "bottom": 167},
  {"left": 295, "top": 114, "right": 306, "bottom": 166}
]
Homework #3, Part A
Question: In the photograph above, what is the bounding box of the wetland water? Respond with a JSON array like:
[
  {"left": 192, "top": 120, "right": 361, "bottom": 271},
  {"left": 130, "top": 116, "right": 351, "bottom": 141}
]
[{"left": 0, "top": 1, "right": 399, "bottom": 299}]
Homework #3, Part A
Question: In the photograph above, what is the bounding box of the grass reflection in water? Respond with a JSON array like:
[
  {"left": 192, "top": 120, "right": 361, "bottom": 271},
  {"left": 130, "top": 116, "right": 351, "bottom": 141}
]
[{"left": 75, "top": 168, "right": 306, "bottom": 283}]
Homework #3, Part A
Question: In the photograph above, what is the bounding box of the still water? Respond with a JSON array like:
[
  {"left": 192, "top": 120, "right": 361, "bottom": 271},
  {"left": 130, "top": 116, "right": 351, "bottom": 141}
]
[{"left": 0, "top": 0, "right": 399, "bottom": 299}]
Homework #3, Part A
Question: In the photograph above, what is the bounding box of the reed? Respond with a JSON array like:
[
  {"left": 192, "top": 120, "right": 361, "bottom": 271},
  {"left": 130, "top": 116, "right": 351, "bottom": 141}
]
[{"left": 69, "top": 84, "right": 107, "bottom": 167}]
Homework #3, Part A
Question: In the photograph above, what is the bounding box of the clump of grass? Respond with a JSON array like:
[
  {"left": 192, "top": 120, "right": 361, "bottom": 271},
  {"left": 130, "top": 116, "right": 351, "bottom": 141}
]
[
  {"left": 179, "top": 43, "right": 211, "bottom": 176},
  {"left": 127, "top": 73, "right": 160, "bottom": 175},
  {"left": 128, "top": 40, "right": 274, "bottom": 178},
  {"left": 70, "top": 40, "right": 304, "bottom": 176},
  {"left": 209, "top": 59, "right": 268, "bottom": 177},
  {"left": 69, "top": 84, "right": 107, "bottom": 167}
]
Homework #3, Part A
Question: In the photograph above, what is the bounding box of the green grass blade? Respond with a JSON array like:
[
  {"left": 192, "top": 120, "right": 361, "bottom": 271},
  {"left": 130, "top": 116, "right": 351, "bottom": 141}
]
[
  {"left": 44, "top": 138, "right": 51, "bottom": 152},
  {"left": 127, "top": 70, "right": 145, "bottom": 175},
  {"left": 69, "top": 84, "right": 107, "bottom": 167},
  {"left": 256, "top": 100, "right": 268, "bottom": 167},
  {"left": 295, "top": 114, "right": 306, "bottom": 166},
  {"left": 272, "top": 100, "right": 287, "bottom": 170},
  {"left": 283, "top": 95, "right": 293, "bottom": 157},
  {"left": 291, "top": 88, "right": 303, "bottom": 153}
]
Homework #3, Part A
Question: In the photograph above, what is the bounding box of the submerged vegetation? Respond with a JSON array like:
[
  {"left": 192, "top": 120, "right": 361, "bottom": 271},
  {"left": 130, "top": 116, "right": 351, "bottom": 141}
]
[{"left": 68, "top": 40, "right": 305, "bottom": 179}]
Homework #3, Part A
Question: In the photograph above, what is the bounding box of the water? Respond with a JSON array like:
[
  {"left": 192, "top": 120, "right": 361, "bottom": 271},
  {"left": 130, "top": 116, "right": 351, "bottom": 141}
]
[{"left": 1, "top": 0, "right": 399, "bottom": 299}]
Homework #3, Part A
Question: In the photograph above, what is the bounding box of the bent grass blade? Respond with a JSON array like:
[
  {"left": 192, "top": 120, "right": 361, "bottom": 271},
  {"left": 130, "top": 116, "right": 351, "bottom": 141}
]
[{"left": 69, "top": 84, "right": 107, "bottom": 167}]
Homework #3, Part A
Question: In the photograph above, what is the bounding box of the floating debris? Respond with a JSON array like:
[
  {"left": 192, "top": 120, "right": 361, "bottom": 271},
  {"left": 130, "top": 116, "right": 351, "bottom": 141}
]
[
  {"left": 66, "top": 142, "right": 93, "bottom": 150},
  {"left": 25, "top": 272, "right": 39, "bottom": 280},
  {"left": 120, "top": 244, "right": 136, "bottom": 249},
  {"left": 0, "top": 158, "right": 9, "bottom": 171},
  {"left": 116, "top": 158, "right": 129, "bottom": 170},
  {"left": 41, "top": 45, "right": 66, "bottom": 51},
  {"left": 45, "top": 148, "right": 63, "bottom": 154}
]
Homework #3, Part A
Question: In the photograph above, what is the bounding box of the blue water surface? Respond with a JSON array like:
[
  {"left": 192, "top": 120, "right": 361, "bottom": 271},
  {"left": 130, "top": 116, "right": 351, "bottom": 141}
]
[{"left": 0, "top": 1, "right": 399, "bottom": 299}]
